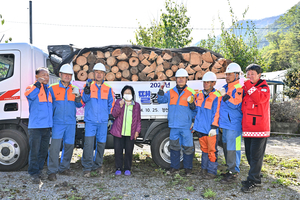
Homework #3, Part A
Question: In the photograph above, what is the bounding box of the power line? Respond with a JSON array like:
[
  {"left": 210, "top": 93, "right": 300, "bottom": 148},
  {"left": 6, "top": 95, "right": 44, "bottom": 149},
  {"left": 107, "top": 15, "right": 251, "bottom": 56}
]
[{"left": 6, "top": 21, "right": 287, "bottom": 30}]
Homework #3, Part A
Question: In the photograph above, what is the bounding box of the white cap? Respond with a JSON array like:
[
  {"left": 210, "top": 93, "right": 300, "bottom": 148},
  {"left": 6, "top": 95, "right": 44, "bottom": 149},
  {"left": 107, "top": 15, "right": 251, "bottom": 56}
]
[
  {"left": 175, "top": 69, "right": 188, "bottom": 77},
  {"left": 202, "top": 71, "right": 217, "bottom": 81},
  {"left": 93, "top": 63, "right": 106, "bottom": 72},
  {"left": 59, "top": 64, "right": 73, "bottom": 74},
  {"left": 225, "top": 63, "right": 241, "bottom": 73}
]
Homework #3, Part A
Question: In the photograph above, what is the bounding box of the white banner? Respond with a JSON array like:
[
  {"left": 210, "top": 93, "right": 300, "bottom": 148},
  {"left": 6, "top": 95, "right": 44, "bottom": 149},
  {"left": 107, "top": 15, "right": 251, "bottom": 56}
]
[{"left": 72, "top": 79, "right": 243, "bottom": 119}]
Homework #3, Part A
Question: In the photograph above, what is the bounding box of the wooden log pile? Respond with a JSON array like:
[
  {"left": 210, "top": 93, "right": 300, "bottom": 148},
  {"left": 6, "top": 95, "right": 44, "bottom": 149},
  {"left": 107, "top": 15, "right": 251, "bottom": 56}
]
[{"left": 70, "top": 46, "right": 229, "bottom": 81}]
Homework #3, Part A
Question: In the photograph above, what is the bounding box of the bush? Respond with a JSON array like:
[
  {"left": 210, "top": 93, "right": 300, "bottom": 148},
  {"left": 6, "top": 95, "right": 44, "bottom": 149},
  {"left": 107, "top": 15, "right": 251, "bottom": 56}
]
[
  {"left": 283, "top": 65, "right": 300, "bottom": 98},
  {"left": 270, "top": 100, "right": 300, "bottom": 123}
]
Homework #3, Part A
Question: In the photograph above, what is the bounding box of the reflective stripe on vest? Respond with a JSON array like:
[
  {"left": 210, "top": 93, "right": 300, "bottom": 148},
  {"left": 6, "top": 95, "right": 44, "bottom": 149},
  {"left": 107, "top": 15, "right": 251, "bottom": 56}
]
[
  {"left": 50, "top": 83, "right": 75, "bottom": 101},
  {"left": 196, "top": 90, "right": 220, "bottom": 110},
  {"left": 121, "top": 103, "right": 133, "bottom": 136},
  {"left": 170, "top": 87, "right": 195, "bottom": 107}
]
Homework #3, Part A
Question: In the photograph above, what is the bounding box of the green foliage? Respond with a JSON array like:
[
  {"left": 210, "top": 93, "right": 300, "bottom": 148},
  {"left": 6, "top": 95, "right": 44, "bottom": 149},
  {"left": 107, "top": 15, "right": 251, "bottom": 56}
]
[
  {"left": 202, "top": 188, "right": 216, "bottom": 198},
  {"left": 283, "top": 64, "right": 300, "bottom": 98},
  {"left": 198, "top": 0, "right": 261, "bottom": 71},
  {"left": 131, "top": 0, "right": 192, "bottom": 48},
  {"left": 0, "top": 14, "right": 12, "bottom": 43}
]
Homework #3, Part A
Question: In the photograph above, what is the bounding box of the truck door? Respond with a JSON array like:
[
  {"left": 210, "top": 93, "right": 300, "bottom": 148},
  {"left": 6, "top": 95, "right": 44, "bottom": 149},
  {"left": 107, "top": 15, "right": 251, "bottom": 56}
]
[{"left": 0, "top": 50, "right": 21, "bottom": 120}]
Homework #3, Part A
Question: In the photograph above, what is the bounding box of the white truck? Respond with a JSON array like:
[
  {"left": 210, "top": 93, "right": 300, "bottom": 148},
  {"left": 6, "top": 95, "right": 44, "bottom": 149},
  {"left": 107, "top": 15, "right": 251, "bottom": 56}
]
[{"left": 0, "top": 43, "right": 227, "bottom": 171}]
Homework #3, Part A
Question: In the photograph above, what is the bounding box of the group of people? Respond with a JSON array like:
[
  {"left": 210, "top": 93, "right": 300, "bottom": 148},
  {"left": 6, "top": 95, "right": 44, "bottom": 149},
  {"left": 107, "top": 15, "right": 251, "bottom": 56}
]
[
  {"left": 25, "top": 61, "right": 270, "bottom": 193},
  {"left": 157, "top": 63, "right": 270, "bottom": 193},
  {"left": 25, "top": 63, "right": 141, "bottom": 185}
]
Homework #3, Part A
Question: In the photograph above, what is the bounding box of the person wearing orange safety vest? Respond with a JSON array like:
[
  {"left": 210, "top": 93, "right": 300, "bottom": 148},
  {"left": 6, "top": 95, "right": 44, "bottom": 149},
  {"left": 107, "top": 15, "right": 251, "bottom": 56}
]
[
  {"left": 191, "top": 72, "right": 222, "bottom": 179},
  {"left": 157, "top": 69, "right": 196, "bottom": 176},
  {"left": 47, "top": 64, "right": 83, "bottom": 181},
  {"left": 218, "top": 63, "right": 243, "bottom": 183},
  {"left": 81, "top": 63, "right": 115, "bottom": 177},
  {"left": 25, "top": 67, "right": 52, "bottom": 184}
]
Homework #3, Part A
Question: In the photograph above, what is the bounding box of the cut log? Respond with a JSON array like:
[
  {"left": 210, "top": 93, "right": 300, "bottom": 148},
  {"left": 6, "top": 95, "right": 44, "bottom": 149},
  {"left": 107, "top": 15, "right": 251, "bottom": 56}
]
[
  {"left": 201, "top": 61, "right": 211, "bottom": 70},
  {"left": 122, "top": 69, "right": 131, "bottom": 79},
  {"left": 213, "top": 62, "right": 223, "bottom": 69},
  {"left": 82, "top": 51, "right": 91, "bottom": 57},
  {"left": 165, "top": 69, "right": 173, "bottom": 77},
  {"left": 130, "top": 66, "right": 139, "bottom": 75},
  {"left": 182, "top": 53, "right": 190, "bottom": 62},
  {"left": 156, "top": 71, "right": 167, "bottom": 81},
  {"left": 147, "top": 72, "right": 155, "bottom": 80},
  {"left": 77, "top": 70, "right": 88, "bottom": 81},
  {"left": 141, "top": 58, "right": 151, "bottom": 66},
  {"left": 121, "top": 78, "right": 129, "bottom": 81},
  {"left": 219, "top": 66, "right": 226, "bottom": 73},
  {"left": 178, "top": 63, "right": 185, "bottom": 69},
  {"left": 155, "top": 64, "right": 164, "bottom": 74},
  {"left": 141, "top": 66, "right": 154, "bottom": 74},
  {"left": 87, "top": 53, "right": 97, "bottom": 64},
  {"left": 138, "top": 53, "right": 145, "bottom": 61},
  {"left": 171, "top": 65, "right": 178, "bottom": 72},
  {"left": 185, "top": 65, "right": 195, "bottom": 74},
  {"left": 211, "top": 67, "right": 219, "bottom": 73},
  {"left": 104, "top": 51, "right": 111, "bottom": 58},
  {"left": 216, "top": 73, "right": 225, "bottom": 79},
  {"left": 95, "top": 58, "right": 106, "bottom": 65},
  {"left": 117, "top": 53, "right": 128, "bottom": 61},
  {"left": 212, "top": 54, "right": 217, "bottom": 61},
  {"left": 129, "top": 57, "right": 139, "bottom": 67},
  {"left": 163, "top": 53, "right": 172, "bottom": 60},
  {"left": 117, "top": 61, "right": 129, "bottom": 71},
  {"left": 195, "top": 71, "right": 204, "bottom": 80},
  {"left": 143, "top": 53, "right": 150, "bottom": 60},
  {"left": 112, "top": 49, "right": 122, "bottom": 57},
  {"left": 116, "top": 72, "right": 122, "bottom": 80},
  {"left": 83, "top": 65, "right": 89, "bottom": 72},
  {"left": 121, "top": 47, "right": 133, "bottom": 57},
  {"left": 111, "top": 66, "right": 119, "bottom": 74},
  {"left": 169, "top": 77, "right": 176, "bottom": 81},
  {"left": 138, "top": 72, "right": 150, "bottom": 81},
  {"left": 188, "top": 74, "right": 195, "bottom": 80},
  {"left": 131, "top": 51, "right": 138, "bottom": 57},
  {"left": 218, "top": 58, "right": 227, "bottom": 66},
  {"left": 149, "top": 62, "right": 157, "bottom": 72},
  {"left": 162, "top": 61, "right": 171, "bottom": 70},
  {"left": 105, "top": 65, "right": 111, "bottom": 73},
  {"left": 76, "top": 56, "right": 87, "bottom": 66},
  {"left": 137, "top": 63, "right": 145, "bottom": 72},
  {"left": 106, "top": 72, "right": 115, "bottom": 81},
  {"left": 190, "top": 52, "right": 202, "bottom": 65},
  {"left": 149, "top": 51, "right": 158, "bottom": 61},
  {"left": 96, "top": 51, "right": 105, "bottom": 58},
  {"left": 107, "top": 56, "right": 117, "bottom": 67},
  {"left": 88, "top": 71, "right": 94, "bottom": 79},
  {"left": 202, "top": 51, "right": 213, "bottom": 63},
  {"left": 73, "top": 64, "right": 81, "bottom": 73},
  {"left": 156, "top": 55, "right": 164, "bottom": 65},
  {"left": 171, "top": 55, "right": 181, "bottom": 65},
  {"left": 131, "top": 74, "right": 139, "bottom": 81},
  {"left": 88, "top": 63, "right": 94, "bottom": 71},
  {"left": 193, "top": 65, "right": 202, "bottom": 72}
]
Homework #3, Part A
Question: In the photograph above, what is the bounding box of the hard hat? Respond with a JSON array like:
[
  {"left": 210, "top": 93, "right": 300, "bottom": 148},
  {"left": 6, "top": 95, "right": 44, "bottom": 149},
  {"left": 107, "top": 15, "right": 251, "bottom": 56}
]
[
  {"left": 59, "top": 64, "right": 73, "bottom": 74},
  {"left": 202, "top": 71, "right": 217, "bottom": 81},
  {"left": 225, "top": 63, "right": 241, "bottom": 73},
  {"left": 93, "top": 63, "right": 106, "bottom": 72},
  {"left": 175, "top": 69, "right": 188, "bottom": 77}
]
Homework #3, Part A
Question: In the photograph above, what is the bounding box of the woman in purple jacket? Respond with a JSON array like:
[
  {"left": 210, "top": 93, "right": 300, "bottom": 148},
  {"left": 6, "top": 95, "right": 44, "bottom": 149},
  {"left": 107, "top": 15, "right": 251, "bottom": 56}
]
[{"left": 110, "top": 85, "right": 141, "bottom": 176}]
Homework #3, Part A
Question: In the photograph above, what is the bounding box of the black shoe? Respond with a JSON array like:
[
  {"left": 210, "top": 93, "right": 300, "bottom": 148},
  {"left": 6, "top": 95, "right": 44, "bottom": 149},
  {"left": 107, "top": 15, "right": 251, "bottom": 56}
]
[
  {"left": 166, "top": 168, "right": 179, "bottom": 175},
  {"left": 185, "top": 169, "right": 192, "bottom": 176},
  {"left": 199, "top": 168, "right": 208, "bottom": 177},
  {"left": 203, "top": 173, "right": 217, "bottom": 180},
  {"left": 31, "top": 174, "right": 41, "bottom": 184},
  {"left": 241, "top": 181, "right": 257, "bottom": 193},
  {"left": 48, "top": 173, "right": 57, "bottom": 181},
  {"left": 241, "top": 180, "right": 262, "bottom": 187},
  {"left": 220, "top": 172, "right": 238, "bottom": 183}
]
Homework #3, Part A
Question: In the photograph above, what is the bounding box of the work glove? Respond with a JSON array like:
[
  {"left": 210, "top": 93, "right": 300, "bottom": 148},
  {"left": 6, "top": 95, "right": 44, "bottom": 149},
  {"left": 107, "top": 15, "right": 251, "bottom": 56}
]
[
  {"left": 208, "top": 129, "right": 217, "bottom": 137},
  {"left": 34, "top": 81, "right": 41, "bottom": 89},
  {"left": 75, "top": 96, "right": 82, "bottom": 103},
  {"left": 187, "top": 95, "right": 194, "bottom": 104},
  {"left": 218, "top": 88, "right": 226, "bottom": 96},
  {"left": 84, "top": 79, "right": 92, "bottom": 94},
  {"left": 158, "top": 82, "right": 165, "bottom": 96},
  {"left": 72, "top": 87, "right": 80, "bottom": 97},
  {"left": 109, "top": 114, "right": 115, "bottom": 121},
  {"left": 222, "top": 94, "right": 231, "bottom": 102}
]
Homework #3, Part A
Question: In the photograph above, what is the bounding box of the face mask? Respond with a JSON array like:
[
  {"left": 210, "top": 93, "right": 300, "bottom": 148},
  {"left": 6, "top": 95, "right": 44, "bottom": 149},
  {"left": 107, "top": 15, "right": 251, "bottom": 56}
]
[{"left": 123, "top": 94, "right": 132, "bottom": 101}]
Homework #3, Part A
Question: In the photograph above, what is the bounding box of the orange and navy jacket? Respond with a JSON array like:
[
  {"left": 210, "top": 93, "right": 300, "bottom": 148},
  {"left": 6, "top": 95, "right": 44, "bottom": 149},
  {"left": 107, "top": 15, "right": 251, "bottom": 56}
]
[
  {"left": 157, "top": 85, "right": 196, "bottom": 129},
  {"left": 25, "top": 82, "right": 53, "bottom": 129},
  {"left": 193, "top": 89, "right": 222, "bottom": 134},
  {"left": 81, "top": 80, "right": 115, "bottom": 124},
  {"left": 219, "top": 80, "right": 243, "bottom": 132},
  {"left": 49, "top": 81, "right": 83, "bottom": 125}
]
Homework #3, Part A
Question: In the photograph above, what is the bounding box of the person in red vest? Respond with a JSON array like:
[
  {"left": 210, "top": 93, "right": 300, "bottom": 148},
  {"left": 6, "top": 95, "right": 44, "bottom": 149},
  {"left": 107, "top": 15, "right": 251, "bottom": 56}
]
[
  {"left": 241, "top": 64, "right": 270, "bottom": 193},
  {"left": 81, "top": 63, "right": 115, "bottom": 177}
]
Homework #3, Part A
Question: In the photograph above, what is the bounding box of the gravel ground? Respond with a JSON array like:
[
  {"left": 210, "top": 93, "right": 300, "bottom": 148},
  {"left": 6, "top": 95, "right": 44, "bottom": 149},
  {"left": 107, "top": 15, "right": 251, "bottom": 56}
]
[{"left": 1, "top": 136, "right": 300, "bottom": 200}]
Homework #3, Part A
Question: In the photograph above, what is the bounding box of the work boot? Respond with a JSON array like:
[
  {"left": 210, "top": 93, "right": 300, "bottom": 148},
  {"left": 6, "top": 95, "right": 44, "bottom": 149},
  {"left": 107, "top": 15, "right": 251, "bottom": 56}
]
[
  {"left": 203, "top": 172, "right": 217, "bottom": 180},
  {"left": 166, "top": 168, "right": 179, "bottom": 175},
  {"left": 241, "top": 180, "right": 262, "bottom": 187},
  {"left": 241, "top": 180, "right": 257, "bottom": 193},
  {"left": 93, "top": 167, "right": 104, "bottom": 175},
  {"left": 31, "top": 174, "right": 41, "bottom": 184},
  {"left": 59, "top": 169, "right": 74, "bottom": 176},
  {"left": 185, "top": 169, "right": 192, "bottom": 177},
  {"left": 48, "top": 173, "right": 57, "bottom": 181},
  {"left": 220, "top": 172, "right": 238, "bottom": 183},
  {"left": 199, "top": 168, "right": 207, "bottom": 177},
  {"left": 38, "top": 173, "right": 47, "bottom": 180},
  {"left": 83, "top": 171, "right": 91, "bottom": 178}
]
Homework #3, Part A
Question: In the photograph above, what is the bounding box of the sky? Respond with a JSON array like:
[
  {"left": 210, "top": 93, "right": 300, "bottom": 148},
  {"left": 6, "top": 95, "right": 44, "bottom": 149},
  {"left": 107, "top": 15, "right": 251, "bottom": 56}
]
[{"left": 1, "top": 0, "right": 299, "bottom": 52}]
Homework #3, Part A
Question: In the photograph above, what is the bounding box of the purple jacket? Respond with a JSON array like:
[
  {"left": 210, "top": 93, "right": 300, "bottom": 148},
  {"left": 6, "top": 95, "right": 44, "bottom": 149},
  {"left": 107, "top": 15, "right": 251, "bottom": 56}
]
[{"left": 110, "top": 99, "right": 141, "bottom": 140}]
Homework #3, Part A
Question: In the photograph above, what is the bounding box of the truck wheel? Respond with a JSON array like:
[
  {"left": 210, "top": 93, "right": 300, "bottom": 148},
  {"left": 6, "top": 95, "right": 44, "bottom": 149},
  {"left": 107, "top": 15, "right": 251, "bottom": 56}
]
[
  {"left": 151, "top": 128, "right": 183, "bottom": 169},
  {"left": 0, "top": 129, "right": 29, "bottom": 171}
]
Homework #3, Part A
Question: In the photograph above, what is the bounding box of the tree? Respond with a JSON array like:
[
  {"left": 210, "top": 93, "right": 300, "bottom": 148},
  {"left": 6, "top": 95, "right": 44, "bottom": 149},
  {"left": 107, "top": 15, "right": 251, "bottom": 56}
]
[
  {"left": 283, "top": 63, "right": 300, "bottom": 98},
  {"left": 0, "top": 14, "right": 12, "bottom": 43},
  {"left": 130, "top": 0, "right": 192, "bottom": 48},
  {"left": 198, "top": 0, "right": 262, "bottom": 71}
]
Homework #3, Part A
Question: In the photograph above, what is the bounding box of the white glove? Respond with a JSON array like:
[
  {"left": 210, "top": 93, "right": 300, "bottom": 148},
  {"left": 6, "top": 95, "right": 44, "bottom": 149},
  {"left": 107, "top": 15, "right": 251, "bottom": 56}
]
[
  {"left": 218, "top": 88, "right": 226, "bottom": 96},
  {"left": 72, "top": 87, "right": 80, "bottom": 97},
  {"left": 208, "top": 129, "right": 217, "bottom": 137},
  {"left": 187, "top": 95, "right": 194, "bottom": 103}
]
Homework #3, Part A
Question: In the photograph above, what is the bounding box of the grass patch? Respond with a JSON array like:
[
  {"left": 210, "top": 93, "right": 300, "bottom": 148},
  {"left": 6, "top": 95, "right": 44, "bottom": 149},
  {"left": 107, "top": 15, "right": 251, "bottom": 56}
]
[
  {"left": 202, "top": 188, "right": 216, "bottom": 198},
  {"left": 185, "top": 185, "right": 195, "bottom": 192}
]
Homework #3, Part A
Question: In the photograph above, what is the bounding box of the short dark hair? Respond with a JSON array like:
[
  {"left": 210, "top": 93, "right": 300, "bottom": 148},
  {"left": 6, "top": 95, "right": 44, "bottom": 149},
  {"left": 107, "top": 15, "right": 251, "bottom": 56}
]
[
  {"left": 121, "top": 85, "right": 135, "bottom": 101},
  {"left": 246, "top": 64, "right": 262, "bottom": 74},
  {"left": 35, "top": 67, "right": 49, "bottom": 75}
]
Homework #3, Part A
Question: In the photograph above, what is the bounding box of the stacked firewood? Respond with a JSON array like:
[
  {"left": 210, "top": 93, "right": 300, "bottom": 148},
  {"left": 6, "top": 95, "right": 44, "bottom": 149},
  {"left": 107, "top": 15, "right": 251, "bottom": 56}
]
[{"left": 72, "top": 47, "right": 228, "bottom": 81}]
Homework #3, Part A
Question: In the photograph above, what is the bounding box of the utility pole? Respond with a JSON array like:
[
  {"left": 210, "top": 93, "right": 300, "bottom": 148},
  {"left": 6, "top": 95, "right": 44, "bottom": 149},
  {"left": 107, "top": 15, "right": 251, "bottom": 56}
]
[{"left": 29, "top": 1, "right": 32, "bottom": 44}]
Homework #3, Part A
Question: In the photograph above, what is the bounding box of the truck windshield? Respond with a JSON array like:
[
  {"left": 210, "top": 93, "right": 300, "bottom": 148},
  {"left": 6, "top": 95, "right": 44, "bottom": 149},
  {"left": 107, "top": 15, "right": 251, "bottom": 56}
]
[{"left": 0, "top": 54, "right": 14, "bottom": 81}]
